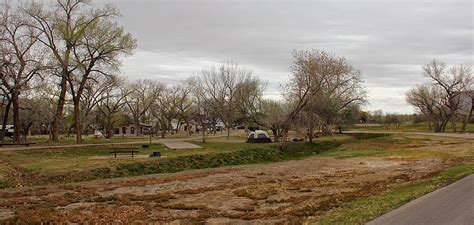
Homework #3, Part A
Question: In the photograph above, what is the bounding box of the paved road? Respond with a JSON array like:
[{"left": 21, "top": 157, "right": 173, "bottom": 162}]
[
  {"left": 367, "top": 174, "right": 474, "bottom": 225},
  {"left": 345, "top": 130, "right": 474, "bottom": 140}
]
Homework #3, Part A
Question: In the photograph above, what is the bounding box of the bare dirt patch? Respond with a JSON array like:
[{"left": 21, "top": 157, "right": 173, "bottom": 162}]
[{"left": 0, "top": 155, "right": 454, "bottom": 223}]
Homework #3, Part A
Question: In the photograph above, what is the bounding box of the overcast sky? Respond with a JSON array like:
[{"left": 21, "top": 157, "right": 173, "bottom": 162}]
[{"left": 99, "top": 0, "right": 473, "bottom": 114}]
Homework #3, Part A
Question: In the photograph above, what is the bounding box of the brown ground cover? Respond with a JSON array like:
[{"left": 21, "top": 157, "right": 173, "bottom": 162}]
[{"left": 0, "top": 134, "right": 472, "bottom": 223}]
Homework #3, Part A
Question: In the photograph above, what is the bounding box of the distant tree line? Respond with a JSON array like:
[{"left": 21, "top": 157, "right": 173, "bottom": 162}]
[{"left": 0, "top": 1, "right": 368, "bottom": 149}]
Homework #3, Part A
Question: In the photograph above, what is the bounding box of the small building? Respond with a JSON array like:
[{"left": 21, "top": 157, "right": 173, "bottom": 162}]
[{"left": 115, "top": 123, "right": 153, "bottom": 136}]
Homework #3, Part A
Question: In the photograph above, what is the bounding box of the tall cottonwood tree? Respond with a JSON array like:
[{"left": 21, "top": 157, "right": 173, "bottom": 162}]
[
  {"left": 25, "top": 0, "right": 123, "bottom": 142},
  {"left": 279, "top": 50, "right": 365, "bottom": 149},
  {"left": 0, "top": 2, "right": 45, "bottom": 143},
  {"left": 407, "top": 60, "right": 472, "bottom": 132},
  {"left": 406, "top": 84, "right": 449, "bottom": 132},
  {"left": 422, "top": 60, "right": 472, "bottom": 131},
  {"left": 68, "top": 18, "right": 136, "bottom": 143}
]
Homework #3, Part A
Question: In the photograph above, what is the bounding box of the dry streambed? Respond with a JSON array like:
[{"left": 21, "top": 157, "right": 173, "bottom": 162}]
[{"left": 0, "top": 155, "right": 454, "bottom": 223}]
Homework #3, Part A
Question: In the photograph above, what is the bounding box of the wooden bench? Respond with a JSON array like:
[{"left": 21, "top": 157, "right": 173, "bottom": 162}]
[
  {"left": 109, "top": 147, "right": 140, "bottom": 158},
  {"left": 0, "top": 143, "right": 36, "bottom": 147}
]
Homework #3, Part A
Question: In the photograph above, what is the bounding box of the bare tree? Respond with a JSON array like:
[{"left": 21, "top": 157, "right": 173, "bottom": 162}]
[
  {"left": 407, "top": 60, "right": 472, "bottom": 132},
  {"left": 278, "top": 50, "right": 365, "bottom": 149},
  {"left": 406, "top": 84, "right": 449, "bottom": 132},
  {"left": 189, "top": 77, "right": 213, "bottom": 143},
  {"left": 67, "top": 17, "right": 136, "bottom": 143},
  {"left": 197, "top": 63, "right": 252, "bottom": 139},
  {"left": 173, "top": 81, "right": 193, "bottom": 135},
  {"left": 24, "top": 0, "right": 122, "bottom": 142},
  {"left": 423, "top": 60, "right": 472, "bottom": 132},
  {"left": 97, "top": 77, "right": 129, "bottom": 138},
  {"left": 125, "top": 79, "right": 164, "bottom": 136},
  {"left": 151, "top": 87, "right": 179, "bottom": 138},
  {"left": 0, "top": 1, "right": 45, "bottom": 143},
  {"left": 459, "top": 91, "right": 473, "bottom": 131},
  {"left": 235, "top": 76, "right": 266, "bottom": 132},
  {"left": 259, "top": 100, "right": 288, "bottom": 142}
]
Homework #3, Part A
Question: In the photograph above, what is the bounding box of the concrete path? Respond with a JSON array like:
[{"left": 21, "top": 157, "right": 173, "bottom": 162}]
[
  {"left": 345, "top": 130, "right": 474, "bottom": 140},
  {"left": 161, "top": 140, "right": 203, "bottom": 150},
  {"left": 368, "top": 174, "right": 474, "bottom": 225}
]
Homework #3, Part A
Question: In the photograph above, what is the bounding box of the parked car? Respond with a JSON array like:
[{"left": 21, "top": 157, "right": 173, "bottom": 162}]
[
  {"left": 1, "top": 125, "right": 14, "bottom": 138},
  {"left": 246, "top": 130, "right": 272, "bottom": 143}
]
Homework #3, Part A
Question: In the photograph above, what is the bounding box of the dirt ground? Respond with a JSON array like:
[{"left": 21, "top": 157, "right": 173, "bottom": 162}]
[{"left": 0, "top": 154, "right": 457, "bottom": 224}]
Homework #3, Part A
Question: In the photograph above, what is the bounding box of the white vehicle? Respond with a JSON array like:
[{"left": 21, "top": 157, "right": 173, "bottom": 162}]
[{"left": 1, "top": 125, "right": 14, "bottom": 137}]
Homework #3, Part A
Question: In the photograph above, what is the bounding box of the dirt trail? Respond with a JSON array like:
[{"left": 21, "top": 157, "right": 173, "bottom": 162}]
[{"left": 0, "top": 155, "right": 454, "bottom": 223}]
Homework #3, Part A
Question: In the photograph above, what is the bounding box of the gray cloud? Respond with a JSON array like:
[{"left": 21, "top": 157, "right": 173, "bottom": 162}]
[{"left": 100, "top": 0, "right": 473, "bottom": 114}]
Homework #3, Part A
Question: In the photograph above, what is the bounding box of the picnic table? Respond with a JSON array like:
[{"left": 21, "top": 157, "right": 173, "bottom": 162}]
[
  {"left": 109, "top": 147, "right": 140, "bottom": 158},
  {"left": 0, "top": 142, "right": 36, "bottom": 147}
]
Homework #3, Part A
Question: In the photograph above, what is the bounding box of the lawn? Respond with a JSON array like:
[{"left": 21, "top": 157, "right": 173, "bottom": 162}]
[
  {"left": 0, "top": 133, "right": 472, "bottom": 223},
  {"left": 5, "top": 132, "right": 214, "bottom": 146},
  {"left": 0, "top": 140, "right": 277, "bottom": 187}
]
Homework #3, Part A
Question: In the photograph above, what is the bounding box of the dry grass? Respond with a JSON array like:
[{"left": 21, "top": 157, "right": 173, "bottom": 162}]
[{"left": 0, "top": 134, "right": 472, "bottom": 223}]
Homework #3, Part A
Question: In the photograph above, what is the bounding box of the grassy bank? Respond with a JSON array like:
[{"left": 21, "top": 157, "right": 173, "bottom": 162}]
[
  {"left": 1, "top": 141, "right": 341, "bottom": 187},
  {"left": 312, "top": 163, "right": 474, "bottom": 224},
  {"left": 347, "top": 122, "right": 474, "bottom": 133}
]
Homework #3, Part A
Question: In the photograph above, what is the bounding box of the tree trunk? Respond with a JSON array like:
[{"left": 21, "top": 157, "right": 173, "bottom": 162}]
[
  {"left": 202, "top": 123, "right": 207, "bottom": 143},
  {"left": 322, "top": 124, "right": 333, "bottom": 135},
  {"left": 136, "top": 117, "right": 141, "bottom": 136},
  {"left": 186, "top": 121, "right": 191, "bottom": 136},
  {"left": 105, "top": 116, "right": 113, "bottom": 139},
  {"left": 227, "top": 125, "right": 231, "bottom": 139},
  {"left": 73, "top": 100, "right": 83, "bottom": 144},
  {"left": 450, "top": 117, "right": 457, "bottom": 132},
  {"left": 11, "top": 92, "right": 20, "bottom": 143},
  {"left": 461, "top": 102, "right": 473, "bottom": 131},
  {"left": 0, "top": 99, "right": 11, "bottom": 143},
  {"left": 160, "top": 121, "right": 166, "bottom": 138},
  {"left": 175, "top": 119, "right": 181, "bottom": 134},
  {"left": 271, "top": 128, "right": 279, "bottom": 143},
  {"left": 278, "top": 128, "right": 289, "bottom": 151},
  {"left": 51, "top": 76, "right": 68, "bottom": 142},
  {"left": 307, "top": 127, "right": 314, "bottom": 143}
]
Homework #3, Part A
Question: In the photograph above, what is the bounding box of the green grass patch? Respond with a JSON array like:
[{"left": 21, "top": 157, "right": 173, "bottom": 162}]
[
  {"left": 312, "top": 163, "right": 474, "bottom": 225},
  {"left": 0, "top": 180, "right": 12, "bottom": 189},
  {"left": 348, "top": 133, "right": 391, "bottom": 140}
]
